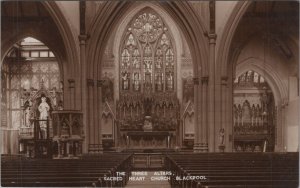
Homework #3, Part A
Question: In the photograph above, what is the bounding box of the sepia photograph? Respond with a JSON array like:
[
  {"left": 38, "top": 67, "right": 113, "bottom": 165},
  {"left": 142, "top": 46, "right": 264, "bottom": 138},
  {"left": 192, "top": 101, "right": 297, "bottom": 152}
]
[{"left": 0, "top": 1, "right": 299, "bottom": 187}]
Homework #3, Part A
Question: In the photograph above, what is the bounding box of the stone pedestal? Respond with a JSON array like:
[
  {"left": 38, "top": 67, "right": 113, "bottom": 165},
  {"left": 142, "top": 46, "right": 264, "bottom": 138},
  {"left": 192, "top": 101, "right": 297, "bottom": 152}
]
[{"left": 219, "top": 144, "right": 225, "bottom": 152}]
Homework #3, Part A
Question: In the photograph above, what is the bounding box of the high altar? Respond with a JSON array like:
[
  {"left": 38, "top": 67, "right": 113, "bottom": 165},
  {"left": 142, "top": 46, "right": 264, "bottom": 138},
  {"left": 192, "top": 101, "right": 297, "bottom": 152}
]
[{"left": 116, "top": 93, "right": 179, "bottom": 150}]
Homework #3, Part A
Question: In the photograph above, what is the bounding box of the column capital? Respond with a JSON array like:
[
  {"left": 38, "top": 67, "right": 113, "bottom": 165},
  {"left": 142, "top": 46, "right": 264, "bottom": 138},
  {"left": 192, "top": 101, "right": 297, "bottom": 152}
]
[
  {"left": 78, "top": 34, "right": 90, "bottom": 44},
  {"left": 201, "top": 76, "right": 209, "bottom": 85},
  {"left": 221, "top": 76, "right": 228, "bottom": 85},
  {"left": 87, "top": 79, "right": 94, "bottom": 87},
  {"left": 68, "top": 79, "right": 75, "bottom": 88},
  {"left": 208, "top": 33, "right": 217, "bottom": 39},
  {"left": 193, "top": 77, "right": 200, "bottom": 85},
  {"left": 281, "top": 98, "right": 289, "bottom": 108}
]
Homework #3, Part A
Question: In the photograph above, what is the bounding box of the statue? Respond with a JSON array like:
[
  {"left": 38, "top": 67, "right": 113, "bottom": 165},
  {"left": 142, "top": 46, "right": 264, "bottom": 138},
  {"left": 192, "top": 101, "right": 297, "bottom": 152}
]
[
  {"left": 183, "top": 78, "right": 193, "bottom": 103},
  {"left": 102, "top": 75, "right": 114, "bottom": 102},
  {"left": 219, "top": 128, "right": 225, "bottom": 145},
  {"left": 38, "top": 96, "right": 50, "bottom": 138},
  {"left": 24, "top": 106, "right": 31, "bottom": 127}
]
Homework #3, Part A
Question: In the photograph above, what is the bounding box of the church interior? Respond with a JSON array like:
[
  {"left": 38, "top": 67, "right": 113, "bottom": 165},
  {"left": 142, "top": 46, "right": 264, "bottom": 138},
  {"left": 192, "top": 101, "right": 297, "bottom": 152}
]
[{"left": 1, "top": 1, "right": 299, "bottom": 187}]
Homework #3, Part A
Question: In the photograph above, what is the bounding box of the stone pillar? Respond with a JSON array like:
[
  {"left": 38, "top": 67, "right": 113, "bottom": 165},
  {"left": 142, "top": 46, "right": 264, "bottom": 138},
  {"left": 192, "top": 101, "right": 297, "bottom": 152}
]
[
  {"left": 215, "top": 74, "right": 222, "bottom": 152},
  {"left": 96, "top": 80, "right": 103, "bottom": 153},
  {"left": 179, "top": 120, "right": 183, "bottom": 148},
  {"left": 226, "top": 76, "right": 234, "bottom": 152},
  {"left": 274, "top": 105, "right": 280, "bottom": 152},
  {"left": 208, "top": 34, "right": 217, "bottom": 152},
  {"left": 68, "top": 79, "right": 75, "bottom": 109},
  {"left": 278, "top": 100, "right": 288, "bottom": 151},
  {"left": 201, "top": 76, "right": 209, "bottom": 152},
  {"left": 220, "top": 76, "right": 229, "bottom": 151},
  {"left": 93, "top": 81, "right": 97, "bottom": 146},
  {"left": 87, "top": 79, "right": 94, "bottom": 150},
  {"left": 193, "top": 77, "right": 200, "bottom": 152},
  {"left": 79, "top": 35, "right": 89, "bottom": 153}
]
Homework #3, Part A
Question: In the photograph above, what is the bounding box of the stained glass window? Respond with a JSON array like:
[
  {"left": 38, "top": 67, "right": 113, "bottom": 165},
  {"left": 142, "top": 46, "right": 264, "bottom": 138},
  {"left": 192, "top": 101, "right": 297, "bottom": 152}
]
[
  {"left": 120, "top": 9, "right": 175, "bottom": 94},
  {"left": 235, "top": 71, "right": 268, "bottom": 88},
  {"left": 1, "top": 37, "right": 62, "bottom": 129}
]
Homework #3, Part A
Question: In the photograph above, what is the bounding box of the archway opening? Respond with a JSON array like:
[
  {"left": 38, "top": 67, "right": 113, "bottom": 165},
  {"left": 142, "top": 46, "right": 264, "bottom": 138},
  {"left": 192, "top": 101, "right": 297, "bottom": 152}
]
[
  {"left": 1, "top": 37, "right": 63, "bottom": 154},
  {"left": 233, "top": 70, "right": 275, "bottom": 152},
  {"left": 228, "top": 1, "right": 299, "bottom": 152},
  {"left": 99, "top": 5, "right": 195, "bottom": 151}
]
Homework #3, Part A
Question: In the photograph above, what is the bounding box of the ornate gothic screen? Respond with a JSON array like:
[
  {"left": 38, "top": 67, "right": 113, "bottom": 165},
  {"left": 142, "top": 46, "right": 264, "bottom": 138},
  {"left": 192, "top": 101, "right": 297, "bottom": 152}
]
[
  {"left": 120, "top": 9, "right": 175, "bottom": 94},
  {"left": 233, "top": 71, "right": 275, "bottom": 152}
]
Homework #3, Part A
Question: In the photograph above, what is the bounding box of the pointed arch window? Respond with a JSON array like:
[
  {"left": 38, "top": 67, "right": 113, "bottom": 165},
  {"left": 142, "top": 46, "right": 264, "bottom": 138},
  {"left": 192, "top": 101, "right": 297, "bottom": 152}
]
[
  {"left": 1, "top": 37, "right": 62, "bottom": 129},
  {"left": 120, "top": 9, "right": 175, "bottom": 94}
]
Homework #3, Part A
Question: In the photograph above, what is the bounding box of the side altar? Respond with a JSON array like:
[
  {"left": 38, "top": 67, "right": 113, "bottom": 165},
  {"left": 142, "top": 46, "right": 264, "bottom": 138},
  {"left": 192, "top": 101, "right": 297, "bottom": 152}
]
[
  {"left": 52, "top": 111, "right": 84, "bottom": 158},
  {"left": 17, "top": 82, "right": 84, "bottom": 158}
]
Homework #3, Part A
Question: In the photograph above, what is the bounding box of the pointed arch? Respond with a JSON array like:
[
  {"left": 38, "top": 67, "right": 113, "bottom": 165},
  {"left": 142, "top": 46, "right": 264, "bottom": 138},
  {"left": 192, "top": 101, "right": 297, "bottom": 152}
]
[
  {"left": 118, "top": 8, "right": 176, "bottom": 95},
  {"left": 216, "top": 1, "right": 252, "bottom": 76},
  {"left": 86, "top": 1, "right": 209, "bottom": 82},
  {"left": 235, "top": 57, "right": 288, "bottom": 105},
  {"left": 1, "top": 1, "right": 79, "bottom": 78}
]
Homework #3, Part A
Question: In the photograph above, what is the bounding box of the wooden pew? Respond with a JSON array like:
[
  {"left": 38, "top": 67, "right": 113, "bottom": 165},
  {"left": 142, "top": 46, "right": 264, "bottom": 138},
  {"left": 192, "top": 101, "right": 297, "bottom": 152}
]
[
  {"left": 1, "top": 153, "right": 132, "bottom": 187},
  {"left": 165, "top": 153, "right": 299, "bottom": 188}
]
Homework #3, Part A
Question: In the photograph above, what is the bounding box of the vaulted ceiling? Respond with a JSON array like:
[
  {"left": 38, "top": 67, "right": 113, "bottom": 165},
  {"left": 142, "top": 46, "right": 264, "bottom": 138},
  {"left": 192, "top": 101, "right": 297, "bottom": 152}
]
[
  {"left": 2, "top": 1, "right": 50, "bottom": 21},
  {"left": 1, "top": 1, "right": 66, "bottom": 61},
  {"left": 232, "top": 1, "right": 299, "bottom": 75}
]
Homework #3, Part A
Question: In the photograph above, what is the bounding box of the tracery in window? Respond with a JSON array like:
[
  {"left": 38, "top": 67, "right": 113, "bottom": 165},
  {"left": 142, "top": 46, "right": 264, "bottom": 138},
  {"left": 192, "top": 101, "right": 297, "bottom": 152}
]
[
  {"left": 234, "top": 70, "right": 267, "bottom": 88},
  {"left": 120, "top": 9, "right": 175, "bottom": 94},
  {"left": 1, "top": 37, "right": 62, "bottom": 129}
]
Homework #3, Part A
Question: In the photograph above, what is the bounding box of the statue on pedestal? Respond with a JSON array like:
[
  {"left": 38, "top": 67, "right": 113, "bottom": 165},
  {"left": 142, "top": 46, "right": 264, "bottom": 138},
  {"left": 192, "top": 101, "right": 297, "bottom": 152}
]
[
  {"left": 219, "top": 128, "right": 225, "bottom": 145},
  {"left": 219, "top": 128, "right": 225, "bottom": 152},
  {"left": 38, "top": 96, "right": 50, "bottom": 139}
]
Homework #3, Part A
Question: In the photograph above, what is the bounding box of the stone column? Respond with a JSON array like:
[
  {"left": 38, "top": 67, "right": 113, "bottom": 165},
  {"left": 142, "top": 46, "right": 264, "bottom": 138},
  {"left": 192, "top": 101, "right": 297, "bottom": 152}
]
[
  {"left": 87, "top": 79, "right": 94, "bottom": 150},
  {"left": 201, "top": 76, "right": 209, "bottom": 152},
  {"left": 279, "top": 100, "right": 288, "bottom": 151},
  {"left": 79, "top": 34, "right": 89, "bottom": 153},
  {"left": 179, "top": 120, "right": 183, "bottom": 148},
  {"left": 220, "top": 76, "right": 229, "bottom": 152},
  {"left": 68, "top": 79, "right": 75, "bottom": 109},
  {"left": 193, "top": 77, "right": 200, "bottom": 152},
  {"left": 226, "top": 76, "right": 234, "bottom": 152},
  {"left": 96, "top": 80, "right": 103, "bottom": 153},
  {"left": 208, "top": 33, "right": 217, "bottom": 152}
]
